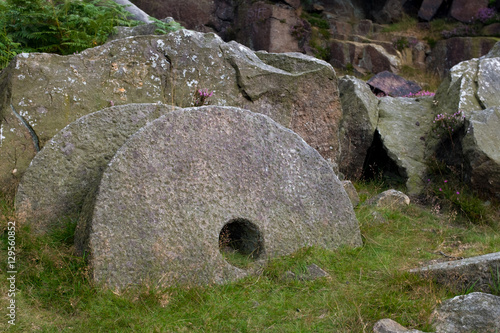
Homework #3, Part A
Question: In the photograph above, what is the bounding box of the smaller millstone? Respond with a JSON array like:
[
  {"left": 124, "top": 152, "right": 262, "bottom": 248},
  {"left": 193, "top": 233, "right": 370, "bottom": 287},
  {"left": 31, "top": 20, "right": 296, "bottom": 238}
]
[{"left": 15, "top": 103, "right": 175, "bottom": 233}]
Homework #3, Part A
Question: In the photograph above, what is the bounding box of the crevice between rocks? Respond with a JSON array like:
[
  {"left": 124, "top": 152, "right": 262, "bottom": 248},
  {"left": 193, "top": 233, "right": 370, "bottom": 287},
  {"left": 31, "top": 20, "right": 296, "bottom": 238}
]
[
  {"left": 362, "top": 130, "right": 406, "bottom": 186},
  {"left": 10, "top": 104, "right": 40, "bottom": 152}
]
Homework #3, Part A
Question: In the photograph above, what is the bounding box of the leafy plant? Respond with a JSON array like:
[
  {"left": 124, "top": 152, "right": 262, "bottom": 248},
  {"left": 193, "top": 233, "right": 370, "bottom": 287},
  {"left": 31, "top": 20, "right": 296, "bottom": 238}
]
[
  {"left": 432, "top": 110, "right": 466, "bottom": 141},
  {"left": 0, "top": 0, "right": 182, "bottom": 71},
  {"left": 192, "top": 88, "right": 214, "bottom": 107}
]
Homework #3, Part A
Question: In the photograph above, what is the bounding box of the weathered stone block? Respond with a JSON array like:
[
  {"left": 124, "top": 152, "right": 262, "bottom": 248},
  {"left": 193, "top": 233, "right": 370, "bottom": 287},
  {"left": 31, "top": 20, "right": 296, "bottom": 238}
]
[
  {"left": 462, "top": 107, "right": 500, "bottom": 200},
  {"left": 0, "top": 29, "right": 342, "bottom": 194},
  {"left": 76, "top": 106, "right": 362, "bottom": 289}
]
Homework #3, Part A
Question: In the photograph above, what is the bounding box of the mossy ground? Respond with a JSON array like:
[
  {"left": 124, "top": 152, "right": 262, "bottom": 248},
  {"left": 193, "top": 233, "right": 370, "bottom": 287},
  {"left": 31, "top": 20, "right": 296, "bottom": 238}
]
[{"left": 1, "top": 180, "right": 499, "bottom": 332}]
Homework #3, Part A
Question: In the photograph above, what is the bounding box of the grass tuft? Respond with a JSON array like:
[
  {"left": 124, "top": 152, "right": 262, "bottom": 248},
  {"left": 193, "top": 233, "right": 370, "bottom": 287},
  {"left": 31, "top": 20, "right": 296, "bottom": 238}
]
[{"left": 0, "top": 181, "right": 499, "bottom": 331}]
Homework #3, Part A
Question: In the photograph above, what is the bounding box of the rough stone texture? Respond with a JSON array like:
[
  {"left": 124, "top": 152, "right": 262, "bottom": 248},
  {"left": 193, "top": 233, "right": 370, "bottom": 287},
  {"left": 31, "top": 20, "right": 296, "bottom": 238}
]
[
  {"left": 322, "top": 0, "right": 367, "bottom": 20},
  {"left": 15, "top": 103, "right": 175, "bottom": 233},
  {"left": 373, "top": 318, "right": 426, "bottom": 333},
  {"left": 432, "top": 292, "right": 500, "bottom": 333},
  {"left": 426, "top": 37, "right": 498, "bottom": 78},
  {"left": 130, "top": 0, "right": 216, "bottom": 32},
  {"left": 377, "top": 97, "right": 435, "bottom": 194},
  {"left": 418, "top": 0, "right": 444, "bottom": 21},
  {"left": 450, "top": 0, "right": 489, "bottom": 23},
  {"left": 477, "top": 58, "right": 500, "bottom": 109},
  {"left": 338, "top": 76, "right": 379, "bottom": 179},
  {"left": 367, "top": 71, "right": 422, "bottom": 97},
  {"left": 342, "top": 180, "right": 360, "bottom": 208},
  {"left": 410, "top": 252, "right": 500, "bottom": 294},
  {"left": 432, "top": 58, "right": 482, "bottom": 118},
  {"left": 366, "top": 189, "right": 410, "bottom": 209},
  {"left": 232, "top": 2, "right": 302, "bottom": 53},
  {"left": 370, "top": 0, "right": 405, "bottom": 24},
  {"left": 330, "top": 40, "right": 401, "bottom": 74},
  {"left": 462, "top": 107, "right": 500, "bottom": 200},
  {"left": 77, "top": 106, "right": 362, "bottom": 289},
  {"left": 0, "top": 30, "right": 342, "bottom": 194}
]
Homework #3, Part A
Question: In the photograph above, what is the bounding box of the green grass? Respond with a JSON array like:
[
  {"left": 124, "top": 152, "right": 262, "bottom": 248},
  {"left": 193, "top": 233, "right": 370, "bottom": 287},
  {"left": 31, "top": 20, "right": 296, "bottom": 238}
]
[
  {"left": 1, "top": 181, "right": 499, "bottom": 332},
  {"left": 381, "top": 15, "right": 418, "bottom": 33}
]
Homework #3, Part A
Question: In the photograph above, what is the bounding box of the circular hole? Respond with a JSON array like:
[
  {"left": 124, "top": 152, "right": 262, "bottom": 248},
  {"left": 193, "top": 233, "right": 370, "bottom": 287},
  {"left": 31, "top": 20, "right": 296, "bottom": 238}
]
[{"left": 219, "top": 218, "right": 264, "bottom": 268}]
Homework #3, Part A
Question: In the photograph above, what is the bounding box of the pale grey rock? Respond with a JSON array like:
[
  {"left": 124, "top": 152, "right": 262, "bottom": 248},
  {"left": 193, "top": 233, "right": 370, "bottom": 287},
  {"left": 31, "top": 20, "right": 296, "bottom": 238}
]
[
  {"left": 15, "top": 103, "right": 175, "bottom": 233},
  {"left": 432, "top": 292, "right": 500, "bottom": 333},
  {"left": 410, "top": 252, "right": 500, "bottom": 294},
  {"left": 477, "top": 58, "right": 500, "bottom": 109},
  {"left": 373, "top": 318, "right": 426, "bottom": 333},
  {"left": 366, "top": 189, "right": 410, "bottom": 209},
  {"left": 342, "top": 180, "right": 360, "bottom": 208},
  {"left": 77, "top": 106, "right": 362, "bottom": 289},
  {"left": 462, "top": 107, "right": 500, "bottom": 200},
  {"left": 433, "top": 58, "right": 481, "bottom": 119},
  {"left": 376, "top": 97, "right": 435, "bottom": 195},
  {"left": 338, "top": 76, "right": 379, "bottom": 179},
  {"left": 0, "top": 30, "right": 342, "bottom": 194}
]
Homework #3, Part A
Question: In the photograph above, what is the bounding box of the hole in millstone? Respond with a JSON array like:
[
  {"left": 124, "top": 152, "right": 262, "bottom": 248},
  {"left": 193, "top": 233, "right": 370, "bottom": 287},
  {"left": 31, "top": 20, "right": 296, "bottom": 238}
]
[{"left": 219, "top": 218, "right": 264, "bottom": 268}]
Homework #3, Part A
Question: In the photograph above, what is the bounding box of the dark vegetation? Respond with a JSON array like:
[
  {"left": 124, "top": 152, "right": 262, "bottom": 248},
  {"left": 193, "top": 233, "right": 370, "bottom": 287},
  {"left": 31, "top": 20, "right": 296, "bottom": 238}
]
[{"left": 0, "top": 0, "right": 181, "bottom": 70}]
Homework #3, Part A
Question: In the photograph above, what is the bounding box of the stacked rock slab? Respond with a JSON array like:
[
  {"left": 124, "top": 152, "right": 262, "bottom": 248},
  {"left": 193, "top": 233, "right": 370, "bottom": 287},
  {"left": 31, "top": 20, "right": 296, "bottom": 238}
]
[
  {"left": 376, "top": 96, "right": 435, "bottom": 195},
  {"left": 0, "top": 29, "right": 342, "bottom": 194},
  {"left": 15, "top": 103, "right": 176, "bottom": 233},
  {"left": 76, "top": 106, "right": 362, "bottom": 289},
  {"left": 429, "top": 42, "right": 500, "bottom": 199}
]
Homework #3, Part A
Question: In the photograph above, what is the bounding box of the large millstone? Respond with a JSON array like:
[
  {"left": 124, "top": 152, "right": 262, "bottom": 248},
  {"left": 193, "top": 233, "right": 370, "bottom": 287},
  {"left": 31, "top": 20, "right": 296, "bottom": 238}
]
[
  {"left": 15, "top": 103, "right": 175, "bottom": 233},
  {"left": 76, "top": 106, "right": 362, "bottom": 289}
]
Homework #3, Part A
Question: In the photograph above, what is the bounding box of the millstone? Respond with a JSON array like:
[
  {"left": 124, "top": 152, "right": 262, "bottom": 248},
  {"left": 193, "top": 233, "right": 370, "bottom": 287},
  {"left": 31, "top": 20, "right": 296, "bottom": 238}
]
[
  {"left": 16, "top": 103, "right": 175, "bottom": 233},
  {"left": 77, "top": 106, "right": 361, "bottom": 289}
]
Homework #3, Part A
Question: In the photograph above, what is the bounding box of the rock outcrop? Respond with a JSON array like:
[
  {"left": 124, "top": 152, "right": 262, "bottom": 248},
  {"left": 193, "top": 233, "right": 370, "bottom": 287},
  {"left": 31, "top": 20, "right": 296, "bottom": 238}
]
[
  {"left": 76, "top": 106, "right": 362, "bottom": 289},
  {"left": 462, "top": 107, "right": 500, "bottom": 200},
  {"left": 426, "top": 37, "right": 498, "bottom": 78},
  {"left": 375, "top": 96, "right": 435, "bottom": 195},
  {"left": 0, "top": 29, "right": 342, "bottom": 194},
  {"left": 430, "top": 44, "right": 500, "bottom": 198},
  {"left": 338, "top": 75, "right": 379, "bottom": 179}
]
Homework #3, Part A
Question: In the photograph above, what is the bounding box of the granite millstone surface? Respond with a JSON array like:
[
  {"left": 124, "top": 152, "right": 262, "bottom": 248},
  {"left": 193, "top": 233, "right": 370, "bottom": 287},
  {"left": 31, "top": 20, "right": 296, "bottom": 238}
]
[
  {"left": 16, "top": 103, "right": 176, "bottom": 233},
  {"left": 77, "top": 106, "right": 362, "bottom": 289}
]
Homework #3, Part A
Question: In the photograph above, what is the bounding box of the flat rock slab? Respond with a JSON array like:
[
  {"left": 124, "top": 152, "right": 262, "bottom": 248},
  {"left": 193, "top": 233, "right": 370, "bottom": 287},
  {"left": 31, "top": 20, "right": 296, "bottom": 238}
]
[
  {"left": 410, "top": 252, "right": 500, "bottom": 294},
  {"left": 376, "top": 96, "right": 435, "bottom": 195},
  {"left": 16, "top": 103, "right": 175, "bottom": 233},
  {"left": 463, "top": 107, "right": 500, "bottom": 200},
  {"left": 77, "top": 106, "right": 362, "bottom": 289},
  {"left": 367, "top": 71, "right": 421, "bottom": 97}
]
